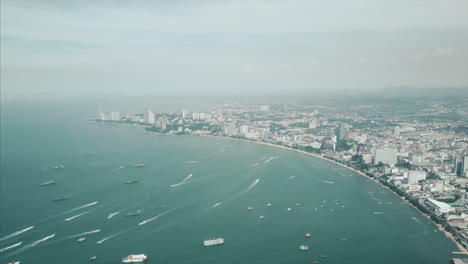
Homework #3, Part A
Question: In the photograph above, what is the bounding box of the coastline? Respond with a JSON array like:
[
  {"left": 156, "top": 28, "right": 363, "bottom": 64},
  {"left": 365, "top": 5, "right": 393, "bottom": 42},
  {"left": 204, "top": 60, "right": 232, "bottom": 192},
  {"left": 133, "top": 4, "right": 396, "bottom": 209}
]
[{"left": 196, "top": 134, "right": 467, "bottom": 254}]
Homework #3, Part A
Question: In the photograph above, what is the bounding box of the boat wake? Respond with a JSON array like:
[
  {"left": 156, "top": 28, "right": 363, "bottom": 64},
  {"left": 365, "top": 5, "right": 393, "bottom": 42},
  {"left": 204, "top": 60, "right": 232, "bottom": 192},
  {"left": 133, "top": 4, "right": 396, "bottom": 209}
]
[
  {"left": 170, "top": 174, "right": 193, "bottom": 188},
  {"left": 0, "top": 226, "right": 34, "bottom": 242},
  {"left": 308, "top": 176, "right": 334, "bottom": 184},
  {"left": 70, "top": 229, "right": 100, "bottom": 238},
  {"left": 139, "top": 209, "right": 175, "bottom": 226},
  {"left": 5, "top": 233, "right": 56, "bottom": 257},
  {"left": 64, "top": 209, "right": 93, "bottom": 221},
  {"left": 107, "top": 212, "right": 120, "bottom": 219},
  {"left": 0, "top": 242, "right": 22, "bottom": 253},
  {"left": 185, "top": 161, "right": 198, "bottom": 164},
  {"left": 249, "top": 163, "right": 260, "bottom": 167},
  {"left": 212, "top": 203, "right": 221, "bottom": 207},
  {"left": 264, "top": 156, "right": 277, "bottom": 163},
  {"left": 368, "top": 192, "right": 382, "bottom": 205},
  {"left": 373, "top": 212, "right": 384, "bottom": 215},
  {"left": 288, "top": 175, "right": 296, "bottom": 180},
  {"left": 65, "top": 201, "right": 98, "bottom": 215}
]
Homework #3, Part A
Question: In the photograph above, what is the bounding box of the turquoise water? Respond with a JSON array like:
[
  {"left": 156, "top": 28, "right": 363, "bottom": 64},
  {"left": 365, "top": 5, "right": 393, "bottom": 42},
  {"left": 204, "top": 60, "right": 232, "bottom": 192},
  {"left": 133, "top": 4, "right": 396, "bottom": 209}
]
[{"left": 0, "top": 99, "right": 458, "bottom": 264}]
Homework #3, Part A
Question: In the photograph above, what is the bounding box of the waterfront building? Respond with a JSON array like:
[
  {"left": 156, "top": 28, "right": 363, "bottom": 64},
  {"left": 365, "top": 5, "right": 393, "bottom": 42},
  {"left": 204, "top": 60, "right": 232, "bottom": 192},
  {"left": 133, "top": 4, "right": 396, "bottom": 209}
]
[
  {"left": 374, "top": 148, "right": 398, "bottom": 165},
  {"left": 108, "top": 111, "right": 120, "bottom": 121},
  {"left": 426, "top": 198, "right": 455, "bottom": 214},
  {"left": 239, "top": 125, "right": 249, "bottom": 134},
  {"left": 143, "top": 108, "right": 155, "bottom": 124},
  {"left": 98, "top": 109, "right": 107, "bottom": 121},
  {"left": 407, "top": 170, "right": 427, "bottom": 185}
]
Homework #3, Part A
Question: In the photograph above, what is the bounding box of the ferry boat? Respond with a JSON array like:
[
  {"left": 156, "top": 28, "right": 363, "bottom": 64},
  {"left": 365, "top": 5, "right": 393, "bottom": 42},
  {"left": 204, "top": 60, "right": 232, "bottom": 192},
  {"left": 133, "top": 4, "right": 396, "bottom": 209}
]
[
  {"left": 125, "top": 210, "right": 141, "bottom": 217},
  {"left": 203, "top": 238, "right": 224, "bottom": 246},
  {"left": 122, "top": 254, "right": 147, "bottom": 263},
  {"left": 77, "top": 237, "right": 86, "bottom": 242},
  {"left": 53, "top": 196, "right": 69, "bottom": 201},
  {"left": 40, "top": 181, "right": 56, "bottom": 186},
  {"left": 135, "top": 164, "right": 145, "bottom": 168},
  {"left": 123, "top": 180, "right": 139, "bottom": 184},
  {"left": 304, "top": 233, "right": 312, "bottom": 238},
  {"left": 299, "top": 245, "right": 309, "bottom": 251}
]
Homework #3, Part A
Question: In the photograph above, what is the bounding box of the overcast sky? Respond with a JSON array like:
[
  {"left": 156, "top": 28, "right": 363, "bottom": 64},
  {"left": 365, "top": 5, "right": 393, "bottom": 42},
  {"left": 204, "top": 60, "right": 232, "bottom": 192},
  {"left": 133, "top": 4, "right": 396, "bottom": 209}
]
[{"left": 1, "top": 0, "right": 467, "bottom": 96}]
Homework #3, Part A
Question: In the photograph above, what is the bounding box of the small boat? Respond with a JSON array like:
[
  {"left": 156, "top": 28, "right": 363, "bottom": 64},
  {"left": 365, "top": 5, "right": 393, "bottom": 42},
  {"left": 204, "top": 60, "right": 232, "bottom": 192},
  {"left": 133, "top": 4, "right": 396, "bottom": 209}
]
[
  {"left": 40, "top": 181, "right": 56, "bottom": 186},
  {"left": 123, "top": 180, "right": 139, "bottom": 184},
  {"left": 319, "top": 255, "right": 327, "bottom": 258},
  {"left": 258, "top": 215, "right": 264, "bottom": 219},
  {"left": 266, "top": 203, "right": 272, "bottom": 207},
  {"left": 247, "top": 207, "right": 253, "bottom": 211},
  {"left": 295, "top": 203, "right": 300, "bottom": 206},
  {"left": 51, "top": 165, "right": 64, "bottom": 170},
  {"left": 304, "top": 233, "right": 312, "bottom": 238},
  {"left": 330, "top": 209, "right": 333, "bottom": 212},
  {"left": 90, "top": 256, "right": 97, "bottom": 261},
  {"left": 8, "top": 262, "right": 20, "bottom": 264},
  {"left": 287, "top": 208, "right": 292, "bottom": 211},
  {"left": 299, "top": 245, "right": 309, "bottom": 251},
  {"left": 53, "top": 196, "right": 69, "bottom": 201},
  {"left": 78, "top": 237, "right": 86, "bottom": 242},
  {"left": 125, "top": 210, "right": 141, "bottom": 217},
  {"left": 314, "top": 208, "right": 318, "bottom": 211},
  {"left": 135, "top": 164, "right": 145, "bottom": 168}
]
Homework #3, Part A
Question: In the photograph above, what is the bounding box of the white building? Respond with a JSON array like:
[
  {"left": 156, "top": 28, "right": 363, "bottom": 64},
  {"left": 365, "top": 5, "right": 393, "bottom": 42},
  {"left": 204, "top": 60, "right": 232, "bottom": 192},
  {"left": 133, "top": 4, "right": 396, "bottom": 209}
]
[
  {"left": 407, "top": 170, "right": 427, "bottom": 185},
  {"left": 374, "top": 148, "right": 398, "bottom": 165},
  {"left": 426, "top": 198, "right": 455, "bottom": 214},
  {"left": 239, "top": 125, "right": 249, "bottom": 134},
  {"left": 98, "top": 109, "right": 107, "bottom": 121},
  {"left": 108, "top": 111, "right": 120, "bottom": 121},
  {"left": 182, "top": 110, "right": 187, "bottom": 119},
  {"left": 260, "top": 105, "right": 269, "bottom": 111},
  {"left": 199, "top": 113, "right": 206, "bottom": 120},
  {"left": 192, "top": 113, "right": 200, "bottom": 120},
  {"left": 143, "top": 108, "right": 155, "bottom": 124}
]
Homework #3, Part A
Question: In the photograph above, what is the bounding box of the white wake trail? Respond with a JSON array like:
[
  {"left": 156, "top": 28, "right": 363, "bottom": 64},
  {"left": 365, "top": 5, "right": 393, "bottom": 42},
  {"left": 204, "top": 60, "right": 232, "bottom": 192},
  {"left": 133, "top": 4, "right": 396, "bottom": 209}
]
[
  {"left": 212, "top": 203, "right": 221, "bottom": 207},
  {"left": 139, "top": 209, "right": 175, "bottom": 226},
  {"left": 288, "top": 176, "right": 296, "bottom": 180},
  {"left": 31, "top": 233, "right": 56, "bottom": 247},
  {"left": 170, "top": 174, "right": 193, "bottom": 187},
  {"left": 65, "top": 210, "right": 92, "bottom": 221},
  {"left": 0, "top": 242, "right": 22, "bottom": 253},
  {"left": 0, "top": 226, "right": 34, "bottom": 242}
]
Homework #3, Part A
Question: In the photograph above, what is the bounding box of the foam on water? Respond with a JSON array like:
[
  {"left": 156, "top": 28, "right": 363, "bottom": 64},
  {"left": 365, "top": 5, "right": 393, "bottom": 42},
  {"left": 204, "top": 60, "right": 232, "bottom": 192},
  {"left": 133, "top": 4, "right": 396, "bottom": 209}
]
[
  {"left": 0, "top": 242, "right": 23, "bottom": 253},
  {"left": 0, "top": 226, "right": 34, "bottom": 242}
]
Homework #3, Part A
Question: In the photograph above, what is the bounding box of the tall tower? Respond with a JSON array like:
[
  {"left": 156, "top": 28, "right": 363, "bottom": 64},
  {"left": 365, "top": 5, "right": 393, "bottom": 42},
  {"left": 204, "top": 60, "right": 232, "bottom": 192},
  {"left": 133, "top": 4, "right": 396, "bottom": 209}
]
[{"left": 143, "top": 108, "right": 155, "bottom": 124}]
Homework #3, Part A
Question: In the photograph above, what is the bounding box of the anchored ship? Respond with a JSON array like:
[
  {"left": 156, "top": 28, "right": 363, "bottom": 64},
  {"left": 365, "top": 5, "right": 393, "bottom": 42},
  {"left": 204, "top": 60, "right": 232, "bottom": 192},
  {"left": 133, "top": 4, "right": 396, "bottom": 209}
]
[
  {"left": 122, "top": 254, "right": 147, "bottom": 263},
  {"left": 125, "top": 210, "right": 141, "bottom": 217},
  {"left": 53, "top": 196, "right": 69, "bottom": 201},
  {"left": 203, "top": 238, "right": 224, "bottom": 246},
  {"left": 40, "top": 181, "right": 55, "bottom": 186}
]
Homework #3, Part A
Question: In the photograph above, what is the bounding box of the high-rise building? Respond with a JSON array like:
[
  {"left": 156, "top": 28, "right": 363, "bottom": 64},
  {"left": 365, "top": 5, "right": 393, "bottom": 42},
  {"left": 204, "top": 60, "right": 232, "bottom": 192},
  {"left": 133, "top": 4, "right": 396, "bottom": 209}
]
[
  {"left": 108, "top": 111, "right": 120, "bottom": 121},
  {"left": 192, "top": 113, "right": 200, "bottom": 120},
  {"left": 199, "top": 113, "right": 206, "bottom": 120},
  {"left": 98, "top": 109, "right": 107, "bottom": 121},
  {"left": 454, "top": 157, "right": 465, "bottom": 176},
  {"left": 260, "top": 105, "right": 269, "bottom": 111},
  {"left": 374, "top": 148, "right": 398, "bottom": 165},
  {"left": 335, "top": 123, "right": 346, "bottom": 141},
  {"left": 239, "top": 125, "right": 249, "bottom": 134},
  {"left": 464, "top": 156, "right": 468, "bottom": 176},
  {"left": 182, "top": 110, "right": 187, "bottom": 119},
  {"left": 143, "top": 108, "right": 155, "bottom": 124},
  {"left": 407, "top": 171, "right": 427, "bottom": 185}
]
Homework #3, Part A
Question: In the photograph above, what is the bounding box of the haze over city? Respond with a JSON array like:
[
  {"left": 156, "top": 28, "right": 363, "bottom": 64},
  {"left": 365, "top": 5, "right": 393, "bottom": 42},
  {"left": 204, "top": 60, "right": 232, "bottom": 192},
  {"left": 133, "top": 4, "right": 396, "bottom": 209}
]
[{"left": 1, "top": 0, "right": 467, "bottom": 98}]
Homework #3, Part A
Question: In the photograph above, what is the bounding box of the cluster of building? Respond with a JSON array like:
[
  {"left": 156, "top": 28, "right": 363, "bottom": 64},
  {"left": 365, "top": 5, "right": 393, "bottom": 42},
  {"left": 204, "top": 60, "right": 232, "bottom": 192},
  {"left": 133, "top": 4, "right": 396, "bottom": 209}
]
[{"left": 96, "top": 97, "right": 468, "bottom": 248}]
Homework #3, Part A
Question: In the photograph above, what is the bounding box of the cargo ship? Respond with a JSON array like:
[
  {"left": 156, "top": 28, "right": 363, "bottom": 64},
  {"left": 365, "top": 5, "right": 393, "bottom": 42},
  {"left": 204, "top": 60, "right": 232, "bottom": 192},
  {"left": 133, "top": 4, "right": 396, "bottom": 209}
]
[
  {"left": 203, "top": 238, "right": 224, "bottom": 246},
  {"left": 122, "top": 254, "right": 147, "bottom": 263}
]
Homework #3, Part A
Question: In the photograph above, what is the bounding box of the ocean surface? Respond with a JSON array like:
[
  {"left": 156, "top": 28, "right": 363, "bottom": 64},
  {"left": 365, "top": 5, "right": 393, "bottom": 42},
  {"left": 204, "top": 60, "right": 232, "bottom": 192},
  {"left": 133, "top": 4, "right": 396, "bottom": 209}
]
[{"left": 0, "top": 98, "right": 458, "bottom": 264}]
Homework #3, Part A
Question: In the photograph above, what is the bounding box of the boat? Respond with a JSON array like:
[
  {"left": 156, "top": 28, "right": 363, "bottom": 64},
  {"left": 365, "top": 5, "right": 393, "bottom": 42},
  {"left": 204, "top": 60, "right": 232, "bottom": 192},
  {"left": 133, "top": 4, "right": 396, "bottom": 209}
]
[
  {"left": 8, "top": 262, "right": 20, "bottom": 264},
  {"left": 304, "top": 233, "right": 312, "bottom": 238},
  {"left": 51, "top": 165, "right": 64, "bottom": 170},
  {"left": 266, "top": 203, "right": 272, "bottom": 207},
  {"left": 123, "top": 180, "right": 139, "bottom": 184},
  {"left": 78, "top": 237, "right": 86, "bottom": 242},
  {"left": 310, "top": 261, "right": 318, "bottom": 264},
  {"left": 258, "top": 215, "right": 264, "bottom": 219},
  {"left": 107, "top": 212, "right": 119, "bottom": 219},
  {"left": 90, "top": 256, "right": 97, "bottom": 261},
  {"left": 319, "top": 255, "right": 327, "bottom": 258},
  {"left": 53, "top": 196, "right": 69, "bottom": 201},
  {"left": 247, "top": 207, "right": 253, "bottom": 211},
  {"left": 125, "top": 210, "right": 141, "bottom": 217},
  {"left": 314, "top": 208, "right": 318, "bottom": 211},
  {"left": 203, "top": 238, "right": 224, "bottom": 246},
  {"left": 122, "top": 254, "right": 147, "bottom": 263},
  {"left": 135, "top": 164, "right": 145, "bottom": 168},
  {"left": 40, "top": 181, "right": 56, "bottom": 186},
  {"left": 287, "top": 208, "right": 292, "bottom": 211},
  {"left": 299, "top": 245, "right": 309, "bottom": 251}
]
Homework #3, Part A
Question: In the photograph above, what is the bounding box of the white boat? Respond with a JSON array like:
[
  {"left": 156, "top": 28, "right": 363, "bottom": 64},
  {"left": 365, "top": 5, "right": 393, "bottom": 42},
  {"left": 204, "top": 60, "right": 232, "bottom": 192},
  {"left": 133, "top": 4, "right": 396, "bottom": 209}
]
[
  {"left": 247, "top": 207, "right": 253, "bottom": 211},
  {"left": 8, "top": 262, "right": 20, "bottom": 264},
  {"left": 299, "top": 245, "right": 309, "bottom": 251},
  {"left": 90, "top": 256, "right": 97, "bottom": 260},
  {"left": 304, "top": 233, "right": 312, "bottom": 238},
  {"left": 78, "top": 237, "right": 86, "bottom": 242},
  {"left": 203, "top": 238, "right": 224, "bottom": 246},
  {"left": 287, "top": 208, "right": 292, "bottom": 211},
  {"left": 258, "top": 215, "right": 264, "bottom": 219},
  {"left": 266, "top": 203, "right": 272, "bottom": 207},
  {"left": 122, "top": 254, "right": 147, "bottom": 263}
]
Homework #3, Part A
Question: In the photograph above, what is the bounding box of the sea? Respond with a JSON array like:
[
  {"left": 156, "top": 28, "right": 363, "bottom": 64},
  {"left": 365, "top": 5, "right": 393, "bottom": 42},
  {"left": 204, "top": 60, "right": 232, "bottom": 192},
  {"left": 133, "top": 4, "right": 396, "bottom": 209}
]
[{"left": 0, "top": 97, "right": 458, "bottom": 264}]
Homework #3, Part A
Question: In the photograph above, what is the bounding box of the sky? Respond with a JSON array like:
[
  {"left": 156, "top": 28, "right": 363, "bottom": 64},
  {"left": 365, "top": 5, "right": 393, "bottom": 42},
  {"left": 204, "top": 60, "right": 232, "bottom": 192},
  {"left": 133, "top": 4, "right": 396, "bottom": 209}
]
[{"left": 1, "top": 0, "right": 467, "bottom": 97}]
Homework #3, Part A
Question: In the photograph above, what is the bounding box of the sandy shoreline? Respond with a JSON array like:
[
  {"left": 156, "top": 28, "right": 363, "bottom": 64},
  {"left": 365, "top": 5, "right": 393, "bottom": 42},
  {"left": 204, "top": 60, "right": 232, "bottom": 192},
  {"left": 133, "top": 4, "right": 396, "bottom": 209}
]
[{"left": 198, "top": 134, "right": 467, "bottom": 254}]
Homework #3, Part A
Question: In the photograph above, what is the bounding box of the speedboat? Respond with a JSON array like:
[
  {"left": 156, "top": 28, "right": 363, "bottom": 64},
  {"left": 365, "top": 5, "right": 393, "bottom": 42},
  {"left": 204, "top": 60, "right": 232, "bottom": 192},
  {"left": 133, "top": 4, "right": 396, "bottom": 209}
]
[
  {"left": 258, "top": 215, "right": 264, "bottom": 219},
  {"left": 299, "top": 245, "right": 309, "bottom": 251},
  {"left": 78, "top": 237, "right": 86, "bottom": 242},
  {"left": 319, "top": 255, "right": 327, "bottom": 258},
  {"left": 90, "top": 256, "right": 97, "bottom": 260},
  {"left": 287, "top": 208, "right": 292, "bottom": 211},
  {"left": 304, "top": 233, "right": 312, "bottom": 238},
  {"left": 266, "top": 203, "right": 272, "bottom": 207},
  {"left": 247, "top": 207, "right": 253, "bottom": 211}
]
